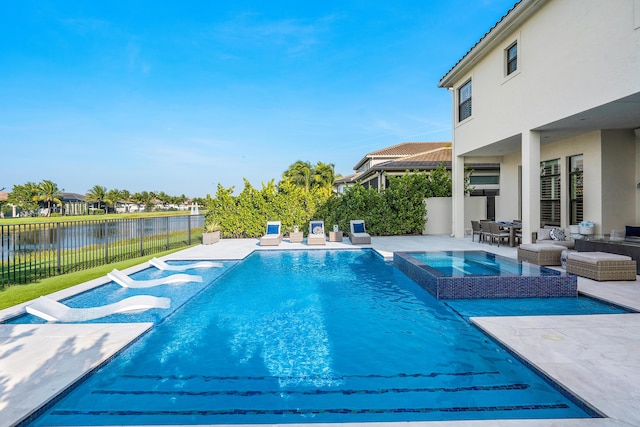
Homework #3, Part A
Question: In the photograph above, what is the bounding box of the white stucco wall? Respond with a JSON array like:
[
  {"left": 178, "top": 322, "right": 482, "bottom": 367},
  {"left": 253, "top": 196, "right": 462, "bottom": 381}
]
[
  {"left": 496, "top": 152, "right": 520, "bottom": 222},
  {"left": 424, "top": 196, "right": 486, "bottom": 235},
  {"left": 637, "top": 135, "right": 640, "bottom": 223},
  {"left": 600, "top": 129, "right": 637, "bottom": 232}
]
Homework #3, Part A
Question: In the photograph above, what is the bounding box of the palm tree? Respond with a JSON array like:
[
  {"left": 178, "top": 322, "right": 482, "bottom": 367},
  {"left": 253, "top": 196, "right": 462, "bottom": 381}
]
[
  {"left": 106, "top": 189, "right": 124, "bottom": 213},
  {"left": 313, "top": 162, "right": 335, "bottom": 188},
  {"left": 34, "top": 180, "right": 63, "bottom": 217},
  {"left": 86, "top": 185, "right": 112, "bottom": 212},
  {"left": 283, "top": 161, "right": 313, "bottom": 190},
  {"left": 283, "top": 161, "right": 335, "bottom": 190}
]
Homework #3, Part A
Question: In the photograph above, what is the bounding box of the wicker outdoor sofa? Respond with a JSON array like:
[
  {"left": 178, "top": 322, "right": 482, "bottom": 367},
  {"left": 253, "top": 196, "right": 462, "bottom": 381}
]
[{"left": 566, "top": 251, "right": 637, "bottom": 281}]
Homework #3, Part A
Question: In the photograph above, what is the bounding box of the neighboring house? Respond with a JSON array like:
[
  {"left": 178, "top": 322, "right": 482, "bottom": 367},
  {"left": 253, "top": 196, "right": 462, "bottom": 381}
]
[
  {"left": 0, "top": 191, "right": 9, "bottom": 218},
  {"left": 438, "top": 0, "right": 640, "bottom": 242},
  {"left": 335, "top": 141, "right": 501, "bottom": 216},
  {"left": 60, "top": 192, "right": 88, "bottom": 216}
]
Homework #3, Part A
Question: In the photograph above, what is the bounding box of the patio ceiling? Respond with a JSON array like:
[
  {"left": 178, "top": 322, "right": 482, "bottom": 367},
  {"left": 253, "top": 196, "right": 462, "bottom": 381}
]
[{"left": 462, "top": 91, "right": 640, "bottom": 157}]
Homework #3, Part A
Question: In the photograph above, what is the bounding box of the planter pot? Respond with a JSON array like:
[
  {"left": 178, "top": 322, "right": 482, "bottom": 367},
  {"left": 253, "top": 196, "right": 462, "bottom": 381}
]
[
  {"left": 203, "top": 231, "right": 221, "bottom": 245},
  {"left": 579, "top": 226, "right": 595, "bottom": 235}
]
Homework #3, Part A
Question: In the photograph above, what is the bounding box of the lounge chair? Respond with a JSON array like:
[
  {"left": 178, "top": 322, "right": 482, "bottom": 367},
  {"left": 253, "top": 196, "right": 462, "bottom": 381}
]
[
  {"left": 149, "top": 257, "right": 222, "bottom": 270},
  {"left": 259, "top": 221, "right": 283, "bottom": 246},
  {"left": 107, "top": 269, "right": 202, "bottom": 289},
  {"left": 25, "top": 295, "right": 170, "bottom": 322},
  {"left": 307, "top": 220, "right": 326, "bottom": 245},
  {"left": 349, "top": 220, "right": 371, "bottom": 244}
]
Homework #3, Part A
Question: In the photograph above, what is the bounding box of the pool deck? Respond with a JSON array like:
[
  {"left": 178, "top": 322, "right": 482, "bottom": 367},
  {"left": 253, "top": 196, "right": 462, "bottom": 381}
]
[{"left": 0, "top": 235, "right": 639, "bottom": 427}]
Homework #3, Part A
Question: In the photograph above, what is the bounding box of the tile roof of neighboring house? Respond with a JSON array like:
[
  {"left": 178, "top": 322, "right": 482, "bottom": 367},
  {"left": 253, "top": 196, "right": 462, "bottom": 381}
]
[
  {"left": 336, "top": 143, "right": 499, "bottom": 187},
  {"left": 372, "top": 146, "right": 452, "bottom": 171},
  {"left": 61, "top": 192, "right": 86, "bottom": 201},
  {"left": 0, "top": 191, "right": 8, "bottom": 202},
  {"left": 354, "top": 142, "right": 452, "bottom": 170},
  {"left": 334, "top": 171, "right": 365, "bottom": 185},
  {"left": 366, "top": 142, "right": 451, "bottom": 157}
]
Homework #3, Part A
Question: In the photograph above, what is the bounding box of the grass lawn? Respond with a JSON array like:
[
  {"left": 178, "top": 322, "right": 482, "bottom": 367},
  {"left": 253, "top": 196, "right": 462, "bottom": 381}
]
[
  {"left": 0, "top": 247, "right": 192, "bottom": 311},
  {"left": 0, "top": 210, "right": 205, "bottom": 226}
]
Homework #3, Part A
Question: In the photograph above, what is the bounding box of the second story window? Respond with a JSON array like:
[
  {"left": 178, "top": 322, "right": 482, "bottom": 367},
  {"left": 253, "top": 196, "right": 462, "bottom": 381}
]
[
  {"left": 506, "top": 42, "right": 518, "bottom": 75},
  {"left": 458, "top": 79, "right": 472, "bottom": 122}
]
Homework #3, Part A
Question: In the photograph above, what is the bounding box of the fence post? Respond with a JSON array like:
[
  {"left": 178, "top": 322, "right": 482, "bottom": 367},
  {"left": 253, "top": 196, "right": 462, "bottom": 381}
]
[
  {"left": 56, "top": 222, "right": 61, "bottom": 275},
  {"left": 1, "top": 225, "right": 4, "bottom": 287},
  {"left": 187, "top": 215, "right": 192, "bottom": 245},
  {"left": 166, "top": 216, "right": 170, "bottom": 250},
  {"left": 105, "top": 220, "right": 109, "bottom": 264},
  {"left": 139, "top": 218, "right": 144, "bottom": 257}
]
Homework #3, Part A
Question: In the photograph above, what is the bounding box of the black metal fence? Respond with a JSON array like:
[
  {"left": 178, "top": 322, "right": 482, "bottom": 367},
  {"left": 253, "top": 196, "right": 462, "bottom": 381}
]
[{"left": 0, "top": 214, "right": 204, "bottom": 287}]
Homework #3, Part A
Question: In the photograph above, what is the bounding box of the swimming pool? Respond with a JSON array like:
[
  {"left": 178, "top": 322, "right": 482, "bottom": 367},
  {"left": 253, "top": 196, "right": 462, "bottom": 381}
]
[
  {"left": 394, "top": 251, "right": 577, "bottom": 299},
  {"left": 19, "top": 250, "right": 607, "bottom": 425}
]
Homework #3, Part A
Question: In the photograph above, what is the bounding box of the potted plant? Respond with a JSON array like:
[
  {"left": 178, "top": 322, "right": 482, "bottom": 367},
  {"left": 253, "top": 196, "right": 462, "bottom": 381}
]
[{"left": 203, "top": 220, "right": 221, "bottom": 244}]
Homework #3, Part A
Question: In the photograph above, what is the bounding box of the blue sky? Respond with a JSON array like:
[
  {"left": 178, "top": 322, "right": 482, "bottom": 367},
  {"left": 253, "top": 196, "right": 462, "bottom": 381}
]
[{"left": 1, "top": 0, "right": 516, "bottom": 198}]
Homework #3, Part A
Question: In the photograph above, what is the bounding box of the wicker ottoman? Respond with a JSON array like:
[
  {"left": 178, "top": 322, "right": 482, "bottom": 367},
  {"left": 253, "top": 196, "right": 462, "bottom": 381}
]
[
  {"left": 566, "top": 251, "right": 637, "bottom": 281},
  {"left": 517, "top": 244, "right": 565, "bottom": 266}
]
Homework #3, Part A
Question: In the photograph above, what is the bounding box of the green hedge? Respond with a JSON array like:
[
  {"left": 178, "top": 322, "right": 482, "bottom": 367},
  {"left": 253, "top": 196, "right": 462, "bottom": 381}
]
[
  {"left": 319, "top": 172, "right": 429, "bottom": 235},
  {"left": 206, "top": 171, "right": 435, "bottom": 238},
  {"left": 205, "top": 179, "right": 333, "bottom": 238}
]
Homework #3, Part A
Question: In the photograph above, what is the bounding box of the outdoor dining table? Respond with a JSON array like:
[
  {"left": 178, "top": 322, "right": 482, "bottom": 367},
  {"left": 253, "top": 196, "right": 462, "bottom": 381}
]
[{"left": 496, "top": 221, "right": 522, "bottom": 247}]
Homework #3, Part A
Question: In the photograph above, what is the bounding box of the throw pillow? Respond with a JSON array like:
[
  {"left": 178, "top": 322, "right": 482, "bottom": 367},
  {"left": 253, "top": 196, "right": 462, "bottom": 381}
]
[
  {"left": 353, "top": 222, "right": 365, "bottom": 233},
  {"left": 312, "top": 225, "right": 323, "bottom": 235},
  {"left": 550, "top": 228, "right": 566, "bottom": 241},
  {"left": 538, "top": 228, "right": 552, "bottom": 240},
  {"left": 267, "top": 224, "right": 279, "bottom": 235},
  {"left": 625, "top": 225, "right": 640, "bottom": 237}
]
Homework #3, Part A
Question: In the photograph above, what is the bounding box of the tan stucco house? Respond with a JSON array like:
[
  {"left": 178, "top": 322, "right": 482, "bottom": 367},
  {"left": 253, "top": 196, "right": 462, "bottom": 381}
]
[{"left": 438, "top": 0, "right": 640, "bottom": 242}]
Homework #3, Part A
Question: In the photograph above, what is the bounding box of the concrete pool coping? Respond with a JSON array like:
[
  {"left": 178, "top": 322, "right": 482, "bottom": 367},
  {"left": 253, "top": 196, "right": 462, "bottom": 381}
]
[{"left": 0, "top": 235, "right": 638, "bottom": 427}]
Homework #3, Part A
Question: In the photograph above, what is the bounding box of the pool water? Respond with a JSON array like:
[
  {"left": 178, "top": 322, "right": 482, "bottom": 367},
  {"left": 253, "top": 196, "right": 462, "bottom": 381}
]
[
  {"left": 446, "top": 297, "right": 629, "bottom": 320},
  {"left": 407, "top": 251, "right": 559, "bottom": 276},
  {"left": 25, "top": 250, "right": 607, "bottom": 425}
]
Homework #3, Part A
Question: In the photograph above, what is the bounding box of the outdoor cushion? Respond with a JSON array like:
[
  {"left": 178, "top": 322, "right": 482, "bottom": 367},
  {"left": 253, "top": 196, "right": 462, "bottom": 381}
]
[
  {"left": 311, "top": 223, "right": 324, "bottom": 235},
  {"left": 538, "top": 228, "right": 552, "bottom": 240},
  {"left": 353, "top": 222, "right": 365, "bottom": 233},
  {"left": 267, "top": 224, "right": 279, "bottom": 235},
  {"left": 519, "top": 243, "right": 565, "bottom": 252},
  {"left": 567, "top": 251, "right": 632, "bottom": 264},
  {"left": 550, "top": 228, "right": 566, "bottom": 241}
]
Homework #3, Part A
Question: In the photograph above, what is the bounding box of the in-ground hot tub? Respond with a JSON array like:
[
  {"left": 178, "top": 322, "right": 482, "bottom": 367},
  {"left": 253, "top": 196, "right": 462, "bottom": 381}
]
[{"left": 394, "top": 251, "right": 577, "bottom": 299}]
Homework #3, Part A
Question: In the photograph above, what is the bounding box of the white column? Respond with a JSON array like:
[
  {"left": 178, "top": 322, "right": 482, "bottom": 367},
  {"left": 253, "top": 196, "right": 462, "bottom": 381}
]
[
  {"left": 521, "top": 130, "right": 540, "bottom": 244},
  {"left": 452, "top": 155, "right": 466, "bottom": 238}
]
